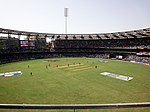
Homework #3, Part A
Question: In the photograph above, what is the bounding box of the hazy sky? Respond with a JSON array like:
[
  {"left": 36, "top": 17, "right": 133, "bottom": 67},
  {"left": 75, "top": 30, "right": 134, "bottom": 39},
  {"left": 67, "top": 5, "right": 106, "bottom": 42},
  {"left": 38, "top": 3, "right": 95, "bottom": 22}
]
[{"left": 0, "top": 0, "right": 150, "bottom": 34}]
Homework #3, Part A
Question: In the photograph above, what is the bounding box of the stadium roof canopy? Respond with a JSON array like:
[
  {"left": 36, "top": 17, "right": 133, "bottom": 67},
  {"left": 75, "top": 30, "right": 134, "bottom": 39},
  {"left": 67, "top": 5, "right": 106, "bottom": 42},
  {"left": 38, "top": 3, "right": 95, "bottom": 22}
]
[{"left": 0, "top": 27, "right": 150, "bottom": 40}]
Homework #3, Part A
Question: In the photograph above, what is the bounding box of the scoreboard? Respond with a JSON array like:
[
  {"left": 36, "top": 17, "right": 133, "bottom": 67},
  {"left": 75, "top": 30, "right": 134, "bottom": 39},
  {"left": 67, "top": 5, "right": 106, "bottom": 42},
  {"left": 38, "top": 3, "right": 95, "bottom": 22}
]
[{"left": 20, "top": 40, "right": 35, "bottom": 47}]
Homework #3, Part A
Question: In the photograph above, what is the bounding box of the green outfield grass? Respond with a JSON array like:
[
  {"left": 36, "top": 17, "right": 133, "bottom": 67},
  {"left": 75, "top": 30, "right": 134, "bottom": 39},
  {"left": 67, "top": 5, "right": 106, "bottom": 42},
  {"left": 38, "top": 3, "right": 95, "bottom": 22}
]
[{"left": 0, "top": 58, "right": 150, "bottom": 112}]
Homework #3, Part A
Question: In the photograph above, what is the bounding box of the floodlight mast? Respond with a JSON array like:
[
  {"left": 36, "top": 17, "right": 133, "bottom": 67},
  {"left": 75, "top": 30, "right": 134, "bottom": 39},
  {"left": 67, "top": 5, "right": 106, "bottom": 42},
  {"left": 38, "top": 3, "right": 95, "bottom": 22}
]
[{"left": 64, "top": 8, "right": 68, "bottom": 34}]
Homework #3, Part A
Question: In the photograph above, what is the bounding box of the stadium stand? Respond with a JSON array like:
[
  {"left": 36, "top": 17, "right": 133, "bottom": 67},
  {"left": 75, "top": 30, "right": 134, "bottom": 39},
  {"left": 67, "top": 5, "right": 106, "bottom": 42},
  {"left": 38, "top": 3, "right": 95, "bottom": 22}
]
[
  {"left": 0, "top": 28, "right": 150, "bottom": 65},
  {"left": 123, "top": 55, "right": 150, "bottom": 64}
]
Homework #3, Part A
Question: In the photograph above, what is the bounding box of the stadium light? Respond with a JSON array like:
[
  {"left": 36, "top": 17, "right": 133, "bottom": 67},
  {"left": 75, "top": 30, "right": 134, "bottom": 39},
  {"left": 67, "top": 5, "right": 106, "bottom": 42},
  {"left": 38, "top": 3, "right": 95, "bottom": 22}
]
[{"left": 64, "top": 8, "right": 68, "bottom": 34}]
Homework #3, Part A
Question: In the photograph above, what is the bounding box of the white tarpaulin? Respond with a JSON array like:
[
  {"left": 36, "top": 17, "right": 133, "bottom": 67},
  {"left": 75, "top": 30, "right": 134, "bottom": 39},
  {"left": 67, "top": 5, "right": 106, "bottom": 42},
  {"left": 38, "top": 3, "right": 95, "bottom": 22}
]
[
  {"left": 100, "top": 72, "right": 133, "bottom": 81},
  {"left": 0, "top": 71, "right": 22, "bottom": 77}
]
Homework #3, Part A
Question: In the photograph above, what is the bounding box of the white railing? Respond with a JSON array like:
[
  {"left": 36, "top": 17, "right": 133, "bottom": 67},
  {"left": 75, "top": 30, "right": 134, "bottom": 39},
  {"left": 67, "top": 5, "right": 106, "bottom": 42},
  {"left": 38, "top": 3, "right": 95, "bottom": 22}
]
[{"left": 0, "top": 102, "right": 150, "bottom": 111}]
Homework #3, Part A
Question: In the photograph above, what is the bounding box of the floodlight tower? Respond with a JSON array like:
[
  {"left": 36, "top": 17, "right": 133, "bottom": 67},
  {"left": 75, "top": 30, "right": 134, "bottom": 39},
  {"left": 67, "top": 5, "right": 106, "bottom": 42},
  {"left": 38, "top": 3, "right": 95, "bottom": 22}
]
[{"left": 64, "top": 8, "right": 68, "bottom": 34}]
